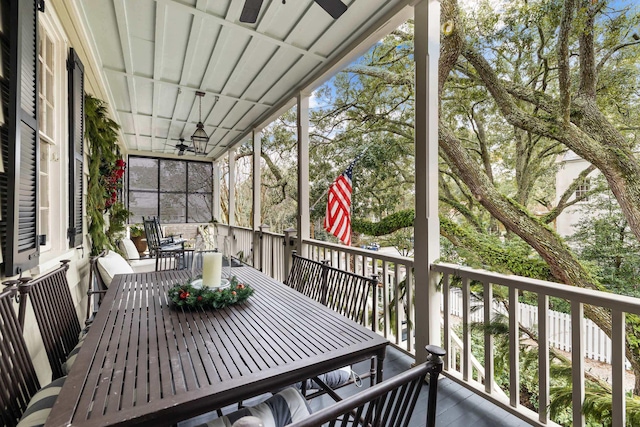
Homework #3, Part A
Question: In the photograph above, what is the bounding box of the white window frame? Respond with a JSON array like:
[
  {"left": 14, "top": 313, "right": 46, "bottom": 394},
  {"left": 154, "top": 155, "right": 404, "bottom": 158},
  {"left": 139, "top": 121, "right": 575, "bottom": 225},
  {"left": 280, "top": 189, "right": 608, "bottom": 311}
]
[{"left": 37, "top": 7, "right": 68, "bottom": 257}]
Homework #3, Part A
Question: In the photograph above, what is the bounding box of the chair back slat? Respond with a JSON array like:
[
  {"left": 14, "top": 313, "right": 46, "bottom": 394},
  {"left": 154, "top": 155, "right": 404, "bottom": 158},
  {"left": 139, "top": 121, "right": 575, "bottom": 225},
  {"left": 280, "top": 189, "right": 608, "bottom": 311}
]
[
  {"left": 18, "top": 261, "right": 81, "bottom": 380},
  {"left": 287, "top": 345, "right": 446, "bottom": 427},
  {"left": 0, "top": 287, "right": 40, "bottom": 427}
]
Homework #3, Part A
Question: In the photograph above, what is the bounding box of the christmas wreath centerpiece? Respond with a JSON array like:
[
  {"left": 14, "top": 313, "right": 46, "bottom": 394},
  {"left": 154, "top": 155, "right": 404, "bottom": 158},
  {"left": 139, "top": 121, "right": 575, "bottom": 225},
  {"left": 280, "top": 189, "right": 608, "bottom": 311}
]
[{"left": 168, "top": 276, "right": 254, "bottom": 310}]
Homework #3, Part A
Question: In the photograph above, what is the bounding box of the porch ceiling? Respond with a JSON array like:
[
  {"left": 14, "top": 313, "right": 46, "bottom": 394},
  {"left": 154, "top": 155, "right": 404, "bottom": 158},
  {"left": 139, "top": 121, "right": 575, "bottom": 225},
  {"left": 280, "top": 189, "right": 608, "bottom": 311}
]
[{"left": 76, "top": 0, "right": 415, "bottom": 160}]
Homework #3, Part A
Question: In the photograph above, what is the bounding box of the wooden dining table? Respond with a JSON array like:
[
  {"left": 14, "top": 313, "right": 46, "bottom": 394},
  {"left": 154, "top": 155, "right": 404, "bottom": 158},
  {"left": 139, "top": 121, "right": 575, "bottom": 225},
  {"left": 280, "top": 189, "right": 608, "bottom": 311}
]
[{"left": 46, "top": 266, "right": 389, "bottom": 426}]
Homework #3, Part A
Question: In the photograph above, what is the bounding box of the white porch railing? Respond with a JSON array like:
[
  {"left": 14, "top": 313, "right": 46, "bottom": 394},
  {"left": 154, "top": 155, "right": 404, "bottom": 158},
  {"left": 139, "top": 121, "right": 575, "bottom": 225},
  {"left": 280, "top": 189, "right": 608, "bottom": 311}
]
[
  {"left": 212, "top": 227, "right": 638, "bottom": 426},
  {"left": 433, "top": 263, "right": 640, "bottom": 427}
]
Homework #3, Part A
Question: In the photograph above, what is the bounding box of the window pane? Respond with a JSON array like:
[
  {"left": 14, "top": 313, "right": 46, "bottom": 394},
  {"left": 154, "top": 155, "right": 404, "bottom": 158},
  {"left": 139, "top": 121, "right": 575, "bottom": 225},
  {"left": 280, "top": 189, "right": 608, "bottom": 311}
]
[
  {"left": 188, "top": 194, "right": 213, "bottom": 223},
  {"left": 160, "top": 193, "right": 186, "bottom": 223},
  {"left": 129, "top": 191, "right": 158, "bottom": 223},
  {"left": 160, "top": 159, "right": 186, "bottom": 192},
  {"left": 188, "top": 162, "right": 212, "bottom": 193},
  {"left": 129, "top": 157, "right": 158, "bottom": 191}
]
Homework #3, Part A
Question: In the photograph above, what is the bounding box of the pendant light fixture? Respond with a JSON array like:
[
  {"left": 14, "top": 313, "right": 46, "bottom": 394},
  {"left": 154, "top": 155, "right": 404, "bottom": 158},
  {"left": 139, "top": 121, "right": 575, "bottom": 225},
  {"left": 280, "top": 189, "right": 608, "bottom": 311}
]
[{"left": 191, "top": 91, "right": 209, "bottom": 155}]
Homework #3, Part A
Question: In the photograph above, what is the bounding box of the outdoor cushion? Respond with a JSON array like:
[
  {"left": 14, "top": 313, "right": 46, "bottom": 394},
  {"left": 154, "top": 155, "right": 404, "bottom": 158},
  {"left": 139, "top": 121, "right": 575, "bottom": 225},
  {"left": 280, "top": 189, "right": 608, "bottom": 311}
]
[
  {"left": 96, "top": 250, "right": 134, "bottom": 287},
  {"left": 17, "top": 376, "right": 66, "bottom": 427},
  {"left": 118, "top": 238, "right": 140, "bottom": 260},
  {"left": 196, "top": 388, "right": 311, "bottom": 427},
  {"left": 294, "top": 366, "right": 353, "bottom": 391},
  {"left": 61, "top": 328, "right": 89, "bottom": 375}
]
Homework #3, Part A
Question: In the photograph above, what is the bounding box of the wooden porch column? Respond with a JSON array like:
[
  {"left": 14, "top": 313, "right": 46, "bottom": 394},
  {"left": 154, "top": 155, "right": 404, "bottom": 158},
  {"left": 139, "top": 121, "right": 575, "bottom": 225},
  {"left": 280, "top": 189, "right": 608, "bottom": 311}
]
[
  {"left": 297, "top": 93, "right": 311, "bottom": 257},
  {"left": 413, "top": 0, "right": 441, "bottom": 364},
  {"left": 213, "top": 161, "right": 221, "bottom": 222},
  {"left": 252, "top": 129, "right": 262, "bottom": 266}
]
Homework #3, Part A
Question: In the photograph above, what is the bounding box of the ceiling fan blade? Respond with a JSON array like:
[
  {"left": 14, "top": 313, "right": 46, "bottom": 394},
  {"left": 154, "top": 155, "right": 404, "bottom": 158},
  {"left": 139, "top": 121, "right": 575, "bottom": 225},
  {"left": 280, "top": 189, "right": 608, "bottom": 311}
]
[
  {"left": 240, "top": 0, "right": 263, "bottom": 23},
  {"left": 314, "top": 0, "right": 347, "bottom": 19}
]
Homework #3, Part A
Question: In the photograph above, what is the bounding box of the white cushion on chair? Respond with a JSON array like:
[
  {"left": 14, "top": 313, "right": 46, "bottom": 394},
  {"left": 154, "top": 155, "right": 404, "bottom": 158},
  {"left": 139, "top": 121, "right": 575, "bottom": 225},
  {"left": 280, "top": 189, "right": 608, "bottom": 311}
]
[
  {"left": 118, "top": 239, "right": 140, "bottom": 260},
  {"left": 97, "top": 251, "right": 134, "bottom": 287},
  {"left": 197, "top": 388, "right": 310, "bottom": 427}
]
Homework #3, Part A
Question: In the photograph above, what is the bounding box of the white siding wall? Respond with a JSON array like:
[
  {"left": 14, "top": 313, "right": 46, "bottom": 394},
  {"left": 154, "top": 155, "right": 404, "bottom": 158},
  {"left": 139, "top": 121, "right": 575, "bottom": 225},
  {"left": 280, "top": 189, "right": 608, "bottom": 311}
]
[{"left": 555, "top": 152, "right": 597, "bottom": 238}]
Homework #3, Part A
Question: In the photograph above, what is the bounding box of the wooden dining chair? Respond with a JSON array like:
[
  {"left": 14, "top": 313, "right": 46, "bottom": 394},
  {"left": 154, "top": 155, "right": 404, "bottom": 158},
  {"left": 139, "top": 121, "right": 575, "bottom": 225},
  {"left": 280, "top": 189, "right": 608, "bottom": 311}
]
[
  {"left": 17, "top": 260, "right": 82, "bottom": 380},
  {"left": 0, "top": 285, "right": 66, "bottom": 427}
]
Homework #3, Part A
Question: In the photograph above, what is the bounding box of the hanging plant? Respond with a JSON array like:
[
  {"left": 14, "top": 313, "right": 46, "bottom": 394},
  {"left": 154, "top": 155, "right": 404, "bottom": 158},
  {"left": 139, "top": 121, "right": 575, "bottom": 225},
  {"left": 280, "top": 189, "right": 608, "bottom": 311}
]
[{"left": 85, "top": 94, "right": 130, "bottom": 255}]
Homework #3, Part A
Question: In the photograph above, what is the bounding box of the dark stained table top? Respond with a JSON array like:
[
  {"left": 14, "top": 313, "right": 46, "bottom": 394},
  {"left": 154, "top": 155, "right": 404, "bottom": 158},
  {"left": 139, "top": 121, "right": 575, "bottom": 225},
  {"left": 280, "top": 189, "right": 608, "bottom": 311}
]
[{"left": 46, "top": 266, "right": 388, "bottom": 426}]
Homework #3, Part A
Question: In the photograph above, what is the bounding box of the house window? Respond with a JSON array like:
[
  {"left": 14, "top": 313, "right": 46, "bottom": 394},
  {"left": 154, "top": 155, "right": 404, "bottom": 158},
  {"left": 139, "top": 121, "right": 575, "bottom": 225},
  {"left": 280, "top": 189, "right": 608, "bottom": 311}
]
[
  {"left": 575, "top": 179, "right": 591, "bottom": 201},
  {"left": 38, "top": 26, "right": 54, "bottom": 250},
  {"left": 127, "top": 156, "right": 213, "bottom": 224}
]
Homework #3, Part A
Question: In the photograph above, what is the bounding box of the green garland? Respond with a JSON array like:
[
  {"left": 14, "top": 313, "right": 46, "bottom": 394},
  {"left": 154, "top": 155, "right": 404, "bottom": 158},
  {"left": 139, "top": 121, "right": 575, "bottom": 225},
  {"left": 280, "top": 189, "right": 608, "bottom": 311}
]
[{"left": 168, "top": 276, "right": 254, "bottom": 310}]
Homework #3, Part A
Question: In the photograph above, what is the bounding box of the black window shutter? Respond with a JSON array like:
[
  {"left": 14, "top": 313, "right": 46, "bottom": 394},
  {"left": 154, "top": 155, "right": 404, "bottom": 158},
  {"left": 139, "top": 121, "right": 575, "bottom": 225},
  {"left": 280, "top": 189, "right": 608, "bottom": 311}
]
[
  {"left": 68, "top": 48, "right": 84, "bottom": 247},
  {"left": 5, "top": 0, "right": 40, "bottom": 275}
]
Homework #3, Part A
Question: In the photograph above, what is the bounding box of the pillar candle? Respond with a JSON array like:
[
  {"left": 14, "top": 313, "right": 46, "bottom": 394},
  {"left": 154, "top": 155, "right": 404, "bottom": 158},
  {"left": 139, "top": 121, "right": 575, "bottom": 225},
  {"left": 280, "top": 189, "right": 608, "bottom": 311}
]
[{"left": 202, "top": 252, "right": 222, "bottom": 287}]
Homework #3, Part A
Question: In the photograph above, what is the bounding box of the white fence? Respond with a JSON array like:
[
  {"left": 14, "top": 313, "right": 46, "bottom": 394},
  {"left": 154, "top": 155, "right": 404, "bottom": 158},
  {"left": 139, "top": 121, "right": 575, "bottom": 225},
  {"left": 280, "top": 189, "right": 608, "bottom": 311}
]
[{"left": 446, "top": 288, "right": 625, "bottom": 365}]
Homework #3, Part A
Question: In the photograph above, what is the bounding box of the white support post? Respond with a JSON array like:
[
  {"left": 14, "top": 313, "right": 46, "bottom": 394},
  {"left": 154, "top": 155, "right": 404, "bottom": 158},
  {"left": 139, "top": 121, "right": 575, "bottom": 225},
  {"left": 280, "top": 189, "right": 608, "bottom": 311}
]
[
  {"left": 413, "top": 0, "right": 441, "bottom": 364},
  {"left": 213, "top": 161, "right": 221, "bottom": 222},
  {"left": 297, "top": 93, "right": 311, "bottom": 257},
  {"left": 252, "top": 129, "right": 262, "bottom": 267},
  {"left": 228, "top": 148, "right": 236, "bottom": 227},
  {"left": 228, "top": 148, "right": 236, "bottom": 255}
]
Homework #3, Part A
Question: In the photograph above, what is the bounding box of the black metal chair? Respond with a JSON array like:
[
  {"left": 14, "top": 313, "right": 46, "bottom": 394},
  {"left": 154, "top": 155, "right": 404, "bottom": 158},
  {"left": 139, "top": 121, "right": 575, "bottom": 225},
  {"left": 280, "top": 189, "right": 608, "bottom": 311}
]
[
  {"left": 17, "top": 260, "right": 82, "bottom": 381},
  {"left": 143, "top": 217, "right": 186, "bottom": 270},
  {"left": 0, "top": 285, "right": 67, "bottom": 427},
  {"left": 285, "top": 252, "right": 379, "bottom": 400},
  {"left": 288, "top": 345, "right": 446, "bottom": 427},
  {"left": 86, "top": 250, "right": 109, "bottom": 323}
]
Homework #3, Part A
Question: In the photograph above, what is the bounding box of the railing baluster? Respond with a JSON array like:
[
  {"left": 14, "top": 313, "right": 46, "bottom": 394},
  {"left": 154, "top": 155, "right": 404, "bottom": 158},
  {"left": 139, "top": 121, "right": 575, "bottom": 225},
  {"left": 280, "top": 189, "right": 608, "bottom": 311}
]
[
  {"left": 462, "top": 276, "right": 471, "bottom": 382},
  {"left": 406, "top": 267, "right": 414, "bottom": 354},
  {"left": 395, "top": 265, "right": 402, "bottom": 345},
  {"left": 508, "top": 286, "right": 519, "bottom": 408},
  {"left": 571, "top": 301, "right": 585, "bottom": 427},
  {"left": 442, "top": 273, "right": 451, "bottom": 371},
  {"left": 538, "top": 293, "right": 549, "bottom": 424},
  {"left": 611, "top": 309, "right": 626, "bottom": 427},
  {"left": 483, "top": 280, "right": 493, "bottom": 394},
  {"left": 383, "top": 261, "right": 390, "bottom": 339}
]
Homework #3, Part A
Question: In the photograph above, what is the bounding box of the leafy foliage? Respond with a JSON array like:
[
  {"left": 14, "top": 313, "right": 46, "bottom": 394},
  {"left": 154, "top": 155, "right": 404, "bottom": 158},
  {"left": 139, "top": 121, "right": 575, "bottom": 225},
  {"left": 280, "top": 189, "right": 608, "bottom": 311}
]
[
  {"left": 85, "top": 95, "right": 129, "bottom": 255},
  {"left": 569, "top": 179, "right": 640, "bottom": 297}
]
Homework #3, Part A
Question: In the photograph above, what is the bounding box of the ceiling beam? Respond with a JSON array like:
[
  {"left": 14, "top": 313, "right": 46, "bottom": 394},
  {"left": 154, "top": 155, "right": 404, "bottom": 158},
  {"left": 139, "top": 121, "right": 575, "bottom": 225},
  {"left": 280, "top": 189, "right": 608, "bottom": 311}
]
[
  {"left": 117, "top": 112, "right": 245, "bottom": 133},
  {"left": 113, "top": 0, "right": 141, "bottom": 150},
  {"left": 158, "top": 0, "right": 328, "bottom": 63},
  {"left": 103, "top": 68, "right": 271, "bottom": 108}
]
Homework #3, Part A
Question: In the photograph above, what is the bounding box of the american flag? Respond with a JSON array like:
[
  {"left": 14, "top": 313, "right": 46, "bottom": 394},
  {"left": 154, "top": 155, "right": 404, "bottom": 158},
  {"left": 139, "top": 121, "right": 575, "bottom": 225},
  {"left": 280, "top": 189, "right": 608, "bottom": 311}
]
[{"left": 324, "top": 159, "right": 357, "bottom": 246}]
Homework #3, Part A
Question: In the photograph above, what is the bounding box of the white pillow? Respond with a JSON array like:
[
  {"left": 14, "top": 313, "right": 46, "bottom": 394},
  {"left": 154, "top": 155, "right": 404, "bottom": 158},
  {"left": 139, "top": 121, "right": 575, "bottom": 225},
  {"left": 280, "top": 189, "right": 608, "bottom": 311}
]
[
  {"left": 118, "top": 238, "right": 140, "bottom": 260},
  {"left": 97, "top": 251, "right": 134, "bottom": 287}
]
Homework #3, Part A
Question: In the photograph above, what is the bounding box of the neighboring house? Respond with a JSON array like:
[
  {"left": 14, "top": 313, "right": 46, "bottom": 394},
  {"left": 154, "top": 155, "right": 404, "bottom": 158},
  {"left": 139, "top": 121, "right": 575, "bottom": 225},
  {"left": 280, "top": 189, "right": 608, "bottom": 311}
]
[{"left": 555, "top": 150, "right": 597, "bottom": 238}]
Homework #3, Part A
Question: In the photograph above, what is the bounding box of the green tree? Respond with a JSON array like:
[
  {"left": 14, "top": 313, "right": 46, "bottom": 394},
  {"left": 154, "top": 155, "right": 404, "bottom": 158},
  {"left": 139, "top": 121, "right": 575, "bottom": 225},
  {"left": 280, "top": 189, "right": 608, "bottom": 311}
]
[{"left": 569, "top": 178, "right": 640, "bottom": 297}]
